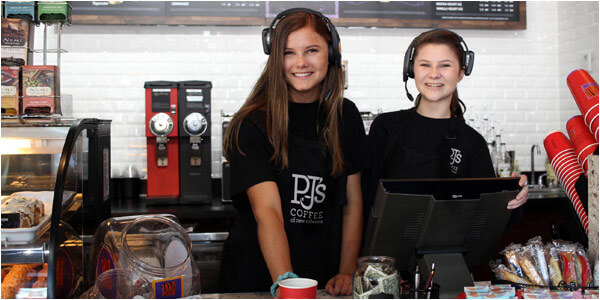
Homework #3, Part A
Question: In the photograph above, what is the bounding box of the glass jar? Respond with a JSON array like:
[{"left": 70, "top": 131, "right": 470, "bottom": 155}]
[
  {"left": 85, "top": 268, "right": 153, "bottom": 299},
  {"left": 89, "top": 214, "right": 201, "bottom": 298},
  {"left": 352, "top": 256, "right": 399, "bottom": 299}
]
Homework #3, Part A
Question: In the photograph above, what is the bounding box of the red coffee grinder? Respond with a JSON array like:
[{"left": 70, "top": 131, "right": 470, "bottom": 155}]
[{"left": 144, "top": 81, "right": 179, "bottom": 204}]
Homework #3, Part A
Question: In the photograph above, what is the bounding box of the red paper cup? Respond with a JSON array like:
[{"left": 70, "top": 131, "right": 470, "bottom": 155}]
[
  {"left": 590, "top": 113, "right": 599, "bottom": 141},
  {"left": 585, "top": 104, "right": 598, "bottom": 127},
  {"left": 562, "top": 175, "right": 580, "bottom": 190},
  {"left": 544, "top": 131, "right": 574, "bottom": 161},
  {"left": 279, "top": 278, "right": 318, "bottom": 299},
  {"left": 555, "top": 162, "right": 582, "bottom": 178},
  {"left": 552, "top": 156, "right": 583, "bottom": 179},
  {"left": 567, "top": 115, "right": 599, "bottom": 172},
  {"left": 567, "top": 69, "right": 599, "bottom": 142},
  {"left": 552, "top": 156, "right": 580, "bottom": 174},
  {"left": 551, "top": 153, "right": 575, "bottom": 169},
  {"left": 548, "top": 152, "right": 588, "bottom": 233}
]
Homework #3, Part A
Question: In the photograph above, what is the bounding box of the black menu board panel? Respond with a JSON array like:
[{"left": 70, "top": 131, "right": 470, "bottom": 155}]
[
  {"left": 165, "top": 1, "right": 265, "bottom": 17},
  {"left": 71, "top": 1, "right": 165, "bottom": 16},
  {"left": 339, "top": 1, "right": 433, "bottom": 20},
  {"left": 265, "top": 1, "right": 338, "bottom": 18},
  {"left": 433, "top": 2, "right": 520, "bottom": 21},
  {"left": 71, "top": 1, "right": 526, "bottom": 29}
]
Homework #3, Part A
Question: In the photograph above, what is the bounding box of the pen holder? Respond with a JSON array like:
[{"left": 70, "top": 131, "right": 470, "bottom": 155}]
[{"left": 400, "top": 282, "right": 440, "bottom": 299}]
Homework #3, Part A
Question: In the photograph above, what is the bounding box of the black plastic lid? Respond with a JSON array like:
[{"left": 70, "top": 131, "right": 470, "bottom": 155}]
[
  {"left": 177, "top": 80, "right": 212, "bottom": 89},
  {"left": 144, "top": 81, "right": 178, "bottom": 89}
]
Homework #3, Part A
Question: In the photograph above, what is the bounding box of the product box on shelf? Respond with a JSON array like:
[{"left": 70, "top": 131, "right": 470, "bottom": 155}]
[
  {"left": 3, "top": 1, "right": 36, "bottom": 21},
  {"left": 37, "top": 1, "right": 72, "bottom": 23},
  {"left": 1, "top": 66, "right": 20, "bottom": 116},
  {"left": 1, "top": 18, "right": 34, "bottom": 48},
  {"left": 21, "top": 65, "right": 60, "bottom": 115},
  {"left": 1, "top": 46, "right": 32, "bottom": 66}
]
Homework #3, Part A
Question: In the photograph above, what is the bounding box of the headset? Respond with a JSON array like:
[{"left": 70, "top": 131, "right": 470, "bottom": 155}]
[
  {"left": 262, "top": 7, "right": 342, "bottom": 68},
  {"left": 403, "top": 29, "right": 474, "bottom": 101}
]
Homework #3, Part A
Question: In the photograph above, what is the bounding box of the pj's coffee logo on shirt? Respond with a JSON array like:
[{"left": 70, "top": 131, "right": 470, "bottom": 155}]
[
  {"left": 289, "top": 173, "right": 325, "bottom": 224},
  {"left": 450, "top": 148, "right": 462, "bottom": 175}
]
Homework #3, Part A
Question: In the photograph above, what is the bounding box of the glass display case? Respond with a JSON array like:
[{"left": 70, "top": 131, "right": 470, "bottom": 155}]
[{"left": 1, "top": 117, "right": 111, "bottom": 298}]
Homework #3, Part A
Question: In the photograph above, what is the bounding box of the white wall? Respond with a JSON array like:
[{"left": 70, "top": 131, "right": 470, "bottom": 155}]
[
  {"left": 34, "top": 1, "right": 599, "bottom": 179},
  {"left": 557, "top": 2, "right": 599, "bottom": 126}
]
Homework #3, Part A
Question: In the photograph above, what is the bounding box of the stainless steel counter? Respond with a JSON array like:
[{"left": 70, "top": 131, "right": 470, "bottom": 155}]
[{"left": 527, "top": 187, "right": 567, "bottom": 199}]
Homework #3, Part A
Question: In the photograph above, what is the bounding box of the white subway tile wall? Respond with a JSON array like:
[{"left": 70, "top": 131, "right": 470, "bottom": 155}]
[{"left": 33, "top": 2, "right": 598, "bottom": 179}]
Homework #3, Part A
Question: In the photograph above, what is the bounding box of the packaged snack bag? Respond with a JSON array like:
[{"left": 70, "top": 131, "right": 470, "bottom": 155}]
[
  {"left": 492, "top": 264, "right": 532, "bottom": 285},
  {"left": 558, "top": 244, "right": 578, "bottom": 285},
  {"left": 501, "top": 243, "right": 525, "bottom": 278},
  {"left": 527, "top": 236, "right": 551, "bottom": 285},
  {"left": 519, "top": 248, "right": 546, "bottom": 286},
  {"left": 575, "top": 247, "right": 593, "bottom": 287},
  {"left": 545, "top": 244, "right": 563, "bottom": 286}
]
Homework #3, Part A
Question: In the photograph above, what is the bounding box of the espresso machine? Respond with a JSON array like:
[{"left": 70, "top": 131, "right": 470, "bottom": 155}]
[
  {"left": 144, "top": 81, "right": 179, "bottom": 205},
  {"left": 178, "top": 81, "right": 212, "bottom": 204}
]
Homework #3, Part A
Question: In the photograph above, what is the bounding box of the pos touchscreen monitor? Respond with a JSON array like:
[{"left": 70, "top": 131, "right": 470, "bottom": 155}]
[{"left": 362, "top": 177, "right": 520, "bottom": 298}]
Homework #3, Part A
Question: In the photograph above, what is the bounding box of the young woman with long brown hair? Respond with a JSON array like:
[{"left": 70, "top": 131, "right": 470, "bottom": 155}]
[{"left": 220, "top": 8, "right": 368, "bottom": 296}]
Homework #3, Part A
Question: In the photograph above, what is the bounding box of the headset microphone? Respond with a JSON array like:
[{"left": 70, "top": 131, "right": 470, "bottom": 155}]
[{"left": 405, "top": 81, "right": 414, "bottom": 102}]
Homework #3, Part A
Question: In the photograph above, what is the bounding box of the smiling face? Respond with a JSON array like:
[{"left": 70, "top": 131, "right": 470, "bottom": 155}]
[
  {"left": 284, "top": 25, "right": 329, "bottom": 103},
  {"left": 413, "top": 43, "right": 464, "bottom": 113}
]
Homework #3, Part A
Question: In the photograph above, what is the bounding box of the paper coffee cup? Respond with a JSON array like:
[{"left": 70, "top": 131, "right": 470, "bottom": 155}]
[
  {"left": 566, "top": 115, "right": 599, "bottom": 172},
  {"left": 567, "top": 69, "right": 599, "bottom": 142},
  {"left": 279, "top": 278, "right": 318, "bottom": 299}
]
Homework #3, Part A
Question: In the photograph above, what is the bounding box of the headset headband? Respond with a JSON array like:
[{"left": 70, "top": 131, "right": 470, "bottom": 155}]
[{"left": 261, "top": 7, "right": 342, "bottom": 67}]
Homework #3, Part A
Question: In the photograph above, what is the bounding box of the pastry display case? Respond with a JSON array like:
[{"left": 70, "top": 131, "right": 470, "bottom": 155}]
[{"left": 1, "top": 117, "right": 111, "bottom": 298}]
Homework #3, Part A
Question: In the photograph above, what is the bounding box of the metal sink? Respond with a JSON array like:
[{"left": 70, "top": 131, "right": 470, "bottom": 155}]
[{"left": 527, "top": 186, "right": 567, "bottom": 199}]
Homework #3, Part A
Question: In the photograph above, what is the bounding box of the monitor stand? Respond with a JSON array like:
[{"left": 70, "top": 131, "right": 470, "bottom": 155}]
[{"left": 418, "top": 253, "right": 473, "bottom": 298}]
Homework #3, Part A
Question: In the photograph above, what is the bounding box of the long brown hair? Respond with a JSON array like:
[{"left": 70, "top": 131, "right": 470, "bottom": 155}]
[
  {"left": 411, "top": 29, "right": 467, "bottom": 120},
  {"left": 224, "top": 11, "right": 345, "bottom": 176}
]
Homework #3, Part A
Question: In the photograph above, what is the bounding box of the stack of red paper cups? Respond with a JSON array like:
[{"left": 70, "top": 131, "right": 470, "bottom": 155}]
[
  {"left": 566, "top": 115, "right": 599, "bottom": 174},
  {"left": 543, "top": 131, "right": 588, "bottom": 232},
  {"left": 567, "top": 69, "right": 599, "bottom": 142}
]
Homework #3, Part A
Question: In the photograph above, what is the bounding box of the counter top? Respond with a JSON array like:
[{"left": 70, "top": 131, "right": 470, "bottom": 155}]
[
  {"left": 200, "top": 290, "right": 350, "bottom": 299},
  {"left": 111, "top": 197, "right": 237, "bottom": 220}
]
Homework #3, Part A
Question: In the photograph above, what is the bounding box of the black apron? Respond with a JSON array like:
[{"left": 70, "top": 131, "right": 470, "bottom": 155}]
[
  {"left": 220, "top": 133, "right": 345, "bottom": 292},
  {"left": 382, "top": 109, "right": 461, "bottom": 179}
]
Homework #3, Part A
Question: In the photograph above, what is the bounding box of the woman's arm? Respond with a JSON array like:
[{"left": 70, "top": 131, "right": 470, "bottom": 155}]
[
  {"left": 247, "top": 181, "right": 293, "bottom": 283},
  {"left": 326, "top": 172, "right": 363, "bottom": 296},
  {"left": 467, "top": 134, "right": 528, "bottom": 210}
]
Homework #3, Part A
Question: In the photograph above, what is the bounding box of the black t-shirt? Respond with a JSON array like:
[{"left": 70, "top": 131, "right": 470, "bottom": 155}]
[
  {"left": 228, "top": 98, "right": 369, "bottom": 212},
  {"left": 362, "top": 108, "right": 495, "bottom": 216}
]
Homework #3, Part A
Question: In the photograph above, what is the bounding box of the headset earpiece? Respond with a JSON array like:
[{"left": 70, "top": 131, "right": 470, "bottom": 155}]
[
  {"left": 262, "top": 28, "right": 272, "bottom": 55},
  {"left": 463, "top": 50, "right": 474, "bottom": 76},
  {"left": 402, "top": 44, "right": 414, "bottom": 82}
]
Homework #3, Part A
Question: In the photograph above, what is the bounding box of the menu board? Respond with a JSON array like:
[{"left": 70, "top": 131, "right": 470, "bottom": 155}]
[{"left": 71, "top": 1, "right": 525, "bottom": 29}]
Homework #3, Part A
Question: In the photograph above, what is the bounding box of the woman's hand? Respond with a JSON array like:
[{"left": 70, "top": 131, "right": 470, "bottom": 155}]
[
  {"left": 325, "top": 273, "right": 353, "bottom": 296},
  {"left": 507, "top": 173, "right": 528, "bottom": 209}
]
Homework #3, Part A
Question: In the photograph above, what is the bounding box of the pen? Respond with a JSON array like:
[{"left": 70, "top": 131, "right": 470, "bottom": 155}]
[
  {"left": 414, "top": 265, "right": 420, "bottom": 299},
  {"left": 425, "top": 263, "right": 435, "bottom": 299}
]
